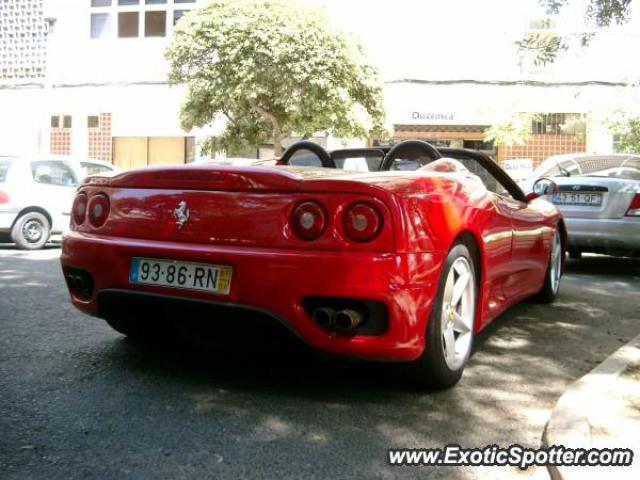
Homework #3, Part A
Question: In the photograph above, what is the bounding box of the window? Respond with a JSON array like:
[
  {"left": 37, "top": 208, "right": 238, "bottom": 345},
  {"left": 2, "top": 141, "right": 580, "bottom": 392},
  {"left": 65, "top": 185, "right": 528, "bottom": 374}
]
[
  {"left": 90, "top": 13, "right": 111, "bottom": 39},
  {"left": 80, "top": 162, "right": 114, "bottom": 176},
  {"left": 145, "top": 11, "right": 166, "bottom": 37},
  {"left": 288, "top": 149, "right": 325, "bottom": 167},
  {"left": 532, "top": 113, "right": 565, "bottom": 134},
  {"left": 31, "top": 161, "right": 78, "bottom": 187},
  {"left": 50, "top": 116, "right": 60, "bottom": 128},
  {"left": 0, "top": 159, "right": 12, "bottom": 183},
  {"left": 92, "top": 0, "right": 194, "bottom": 39},
  {"left": 463, "top": 140, "right": 494, "bottom": 151},
  {"left": 543, "top": 159, "right": 580, "bottom": 177},
  {"left": 173, "top": 9, "right": 188, "bottom": 25},
  {"left": 88, "top": 115, "right": 100, "bottom": 128},
  {"left": 333, "top": 150, "right": 385, "bottom": 171},
  {"left": 118, "top": 11, "right": 139, "bottom": 37},
  {"left": 185, "top": 137, "right": 195, "bottom": 163},
  {"left": 63, "top": 115, "right": 72, "bottom": 128}
]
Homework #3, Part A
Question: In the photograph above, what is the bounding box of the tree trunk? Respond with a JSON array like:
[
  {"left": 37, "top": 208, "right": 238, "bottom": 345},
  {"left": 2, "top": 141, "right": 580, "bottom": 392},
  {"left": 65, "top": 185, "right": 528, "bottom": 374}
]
[
  {"left": 273, "top": 126, "right": 283, "bottom": 157},
  {"left": 247, "top": 98, "right": 283, "bottom": 157}
]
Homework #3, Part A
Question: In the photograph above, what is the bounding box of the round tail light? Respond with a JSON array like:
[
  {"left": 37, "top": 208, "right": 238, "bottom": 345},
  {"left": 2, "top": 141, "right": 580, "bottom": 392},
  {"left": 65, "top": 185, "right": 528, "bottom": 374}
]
[
  {"left": 87, "top": 193, "right": 110, "bottom": 228},
  {"left": 291, "top": 201, "right": 328, "bottom": 241},
  {"left": 72, "top": 193, "right": 88, "bottom": 225},
  {"left": 343, "top": 202, "right": 382, "bottom": 242}
]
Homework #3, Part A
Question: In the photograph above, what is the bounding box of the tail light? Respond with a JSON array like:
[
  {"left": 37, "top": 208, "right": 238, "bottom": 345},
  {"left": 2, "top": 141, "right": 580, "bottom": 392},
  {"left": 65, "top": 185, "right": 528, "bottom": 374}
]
[
  {"left": 291, "top": 201, "right": 328, "bottom": 240},
  {"left": 87, "top": 193, "right": 110, "bottom": 227},
  {"left": 626, "top": 194, "right": 640, "bottom": 217},
  {"left": 72, "top": 193, "right": 88, "bottom": 225},
  {"left": 0, "top": 190, "right": 9, "bottom": 204},
  {"left": 343, "top": 202, "right": 382, "bottom": 242}
]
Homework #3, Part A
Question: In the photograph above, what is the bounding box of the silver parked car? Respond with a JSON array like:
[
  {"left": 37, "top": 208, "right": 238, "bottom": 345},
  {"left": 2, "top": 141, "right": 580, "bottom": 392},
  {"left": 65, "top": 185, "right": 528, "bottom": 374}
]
[
  {"left": 523, "top": 153, "right": 640, "bottom": 258},
  {"left": 0, "top": 156, "right": 116, "bottom": 249}
]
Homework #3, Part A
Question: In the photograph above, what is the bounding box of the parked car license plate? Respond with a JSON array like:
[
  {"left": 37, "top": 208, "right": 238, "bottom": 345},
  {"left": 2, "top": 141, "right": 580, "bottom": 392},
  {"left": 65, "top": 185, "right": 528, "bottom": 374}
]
[
  {"left": 129, "top": 257, "right": 232, "bottom": 294},
  {"left": 552, "top": 192, "right": 602, "bottom": 206}
]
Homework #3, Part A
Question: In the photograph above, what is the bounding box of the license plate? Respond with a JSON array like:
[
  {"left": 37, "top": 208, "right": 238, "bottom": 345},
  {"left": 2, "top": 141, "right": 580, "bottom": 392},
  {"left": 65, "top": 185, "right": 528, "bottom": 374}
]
[
  {"left": 552, "top": 192, "right": 602, "bottom": 206},
  {"left": 129, "top": 257, "right": 232, "bottom": 295}
]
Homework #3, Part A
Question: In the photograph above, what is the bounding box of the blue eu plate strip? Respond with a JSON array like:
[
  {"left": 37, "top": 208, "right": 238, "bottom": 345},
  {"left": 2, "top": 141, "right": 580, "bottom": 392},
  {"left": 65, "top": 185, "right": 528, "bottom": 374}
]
[{"left": 129, "top": 258, "right": 139, "bottom": 283}]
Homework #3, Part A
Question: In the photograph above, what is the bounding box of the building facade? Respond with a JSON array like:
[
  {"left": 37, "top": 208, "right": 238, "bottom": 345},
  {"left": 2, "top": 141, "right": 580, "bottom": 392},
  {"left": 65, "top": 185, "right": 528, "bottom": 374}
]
[
  {"left": 1, "top": 0, "right": 201, "bottom": 168},
  {"left": 381, "top": 79, "right": 636, "bottom": 173},
  {"left": 1, "top": 0, "right": 638, "bottom": 171}
]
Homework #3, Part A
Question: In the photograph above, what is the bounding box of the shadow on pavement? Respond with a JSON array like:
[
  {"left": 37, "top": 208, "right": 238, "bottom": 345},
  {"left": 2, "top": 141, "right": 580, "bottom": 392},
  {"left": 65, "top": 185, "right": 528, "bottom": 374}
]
[
  {"left": 2, "top": 249, "right": 640, "bottom": 479},
  {"left": 565, "top": 255, "right": 640, "bottom": 277}
]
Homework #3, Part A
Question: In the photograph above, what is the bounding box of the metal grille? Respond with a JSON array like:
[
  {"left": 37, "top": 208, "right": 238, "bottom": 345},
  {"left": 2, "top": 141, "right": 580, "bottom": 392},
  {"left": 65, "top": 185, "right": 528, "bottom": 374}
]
[{"left": 0, "top": 0, "right": 48, "bottom": 81}]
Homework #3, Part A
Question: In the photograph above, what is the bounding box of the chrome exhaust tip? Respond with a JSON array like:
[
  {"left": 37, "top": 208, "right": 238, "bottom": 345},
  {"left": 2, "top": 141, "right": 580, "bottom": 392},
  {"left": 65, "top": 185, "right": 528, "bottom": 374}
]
[{"left": 334, "top": 309, "right": 364, "bottom": 331}]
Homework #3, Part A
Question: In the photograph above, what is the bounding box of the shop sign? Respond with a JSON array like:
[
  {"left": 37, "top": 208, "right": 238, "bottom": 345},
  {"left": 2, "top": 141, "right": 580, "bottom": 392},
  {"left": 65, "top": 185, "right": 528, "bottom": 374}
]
[{"left": 503, "top": 158, "right": 533, "bottom": 182}]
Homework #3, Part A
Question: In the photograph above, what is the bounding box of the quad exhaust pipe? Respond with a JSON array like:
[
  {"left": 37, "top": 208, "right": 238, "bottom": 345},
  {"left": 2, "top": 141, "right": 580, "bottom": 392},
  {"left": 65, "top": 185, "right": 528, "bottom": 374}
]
[
  {"left": 312, "top": 307, "right": 364, "bottom": 333},
  {"left": 312, "top": 307, "right": 335, "bottom": 328}
]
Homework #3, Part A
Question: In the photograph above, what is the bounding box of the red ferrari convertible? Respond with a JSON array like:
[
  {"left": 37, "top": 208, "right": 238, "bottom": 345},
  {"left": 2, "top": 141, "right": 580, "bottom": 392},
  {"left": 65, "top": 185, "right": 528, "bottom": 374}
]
[{"left": 61, "top": 140, "right": 566, "bottom": 388}]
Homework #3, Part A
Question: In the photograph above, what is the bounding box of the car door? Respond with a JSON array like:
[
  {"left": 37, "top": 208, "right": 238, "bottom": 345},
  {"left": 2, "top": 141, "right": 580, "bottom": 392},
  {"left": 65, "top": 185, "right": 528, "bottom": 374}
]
[
  {"left": 496, "top": 195, "right": 549, "bottom": 297},
  {"left": 29, "top": 160, "right": 79, "bottom": 232},
  {"left": 448, "top": 150, "right": 550, "bottom": 301}
]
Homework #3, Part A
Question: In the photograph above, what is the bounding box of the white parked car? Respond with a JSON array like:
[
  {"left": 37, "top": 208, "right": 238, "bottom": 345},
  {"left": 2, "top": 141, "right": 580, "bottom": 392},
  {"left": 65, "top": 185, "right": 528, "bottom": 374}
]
[
  {"left": 0, "top": 156, "right": 116, "bottom": 249},
  {"left": 521, "top": 153, "right": 640, "bottom": 258}
]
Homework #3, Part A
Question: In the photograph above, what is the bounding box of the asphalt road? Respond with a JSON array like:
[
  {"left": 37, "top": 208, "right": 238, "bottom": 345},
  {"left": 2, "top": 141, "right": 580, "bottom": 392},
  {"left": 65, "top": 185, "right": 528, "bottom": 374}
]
[{"left": 1, "top": 246, "right": 639, "bottom": 480}]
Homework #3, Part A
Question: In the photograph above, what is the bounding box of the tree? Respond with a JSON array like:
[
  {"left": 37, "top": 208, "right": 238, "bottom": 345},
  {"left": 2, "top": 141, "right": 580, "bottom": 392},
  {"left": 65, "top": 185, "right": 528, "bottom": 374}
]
[
  {"left": 608, "top": 116, "right": 640, "bottom": 153},
  {"left": 516, "top": 0, "right": 632, "bottom": 66},
  {"left": 166, "top": 0, "right": 386, "bottom": 156},
  {"left": 484, "top": 113, "right": 540, "bottom": 147}
]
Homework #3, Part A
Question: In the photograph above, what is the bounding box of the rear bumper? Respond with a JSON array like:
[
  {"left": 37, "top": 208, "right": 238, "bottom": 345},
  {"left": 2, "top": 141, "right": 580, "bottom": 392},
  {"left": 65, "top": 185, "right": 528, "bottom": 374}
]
[
  {"left": 566, "top": 217, "right": 640, "bottom": 253},
  {"left": 60, "top": 231, "right": 444, "bottom": 361}
]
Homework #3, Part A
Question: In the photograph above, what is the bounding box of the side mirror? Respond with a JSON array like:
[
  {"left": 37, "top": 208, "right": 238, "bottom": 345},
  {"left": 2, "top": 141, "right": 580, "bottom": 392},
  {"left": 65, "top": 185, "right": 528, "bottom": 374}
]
[{"left": 527, "top": 177, "right": 558, "bottom": 202}]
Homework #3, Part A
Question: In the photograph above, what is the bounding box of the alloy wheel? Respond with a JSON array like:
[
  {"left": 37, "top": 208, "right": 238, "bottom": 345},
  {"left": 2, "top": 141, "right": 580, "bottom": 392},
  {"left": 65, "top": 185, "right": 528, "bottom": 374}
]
[
  {"left": 22, "top": 218, "right": 44, "bottom": 244},
  {"left": 440, "top": 257, "right": 475, "bottom": 370}
]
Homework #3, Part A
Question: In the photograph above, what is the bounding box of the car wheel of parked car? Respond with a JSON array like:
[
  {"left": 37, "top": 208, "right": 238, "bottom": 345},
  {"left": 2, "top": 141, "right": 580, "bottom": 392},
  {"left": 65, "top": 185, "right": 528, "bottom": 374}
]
[
  {"left": 405, "top": 243, "right": 477, "bottom": 390},
  {"left": 533, "top": 227, "right": 563, "bottom": 303},
  {"left": 11, "top": 212, "right": 50, "bottom": 250}
]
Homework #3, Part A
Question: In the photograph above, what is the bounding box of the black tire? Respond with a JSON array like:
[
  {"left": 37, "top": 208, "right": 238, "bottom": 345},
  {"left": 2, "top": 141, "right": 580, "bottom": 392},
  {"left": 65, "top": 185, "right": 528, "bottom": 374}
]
[
  {"left": 11, "top": 212, "right": 50, "bottom": 250},
  {"left": 403, "top": 243, "right": 478, "bottom": 390},
  {"left": 532, "top": 227, "right": 563, "bottom": 303},
  {"left": 568, "top": 248, "right": 582, "bottom": 260}
]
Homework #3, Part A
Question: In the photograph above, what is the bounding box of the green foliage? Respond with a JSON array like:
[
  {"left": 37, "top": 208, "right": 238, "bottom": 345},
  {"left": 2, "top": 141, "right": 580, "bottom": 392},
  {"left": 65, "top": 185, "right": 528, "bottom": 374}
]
[
  {"left": 484, "top": 113, "right": 540, "bottom": 147},
  {"left": 515, "top": 34, "right": 568, "bottom": 67},
  {"left": 608, "top": 116, "right": 640, "bottom": 153},
  {"left": 517, "top": 0, "right": 631, "bottom": 66},
  {"left": 166, "top": 0, "right": 386, "bottom": 156}
]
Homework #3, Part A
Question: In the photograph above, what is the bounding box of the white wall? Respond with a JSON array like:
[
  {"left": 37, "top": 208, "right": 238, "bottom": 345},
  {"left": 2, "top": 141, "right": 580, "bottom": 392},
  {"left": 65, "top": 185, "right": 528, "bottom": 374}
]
[
  {"left": 0, "top": 87, "right": 46, "bottom": 156},
  {"left": 44, "top": 0, "right": 201, "bottom": 85}
]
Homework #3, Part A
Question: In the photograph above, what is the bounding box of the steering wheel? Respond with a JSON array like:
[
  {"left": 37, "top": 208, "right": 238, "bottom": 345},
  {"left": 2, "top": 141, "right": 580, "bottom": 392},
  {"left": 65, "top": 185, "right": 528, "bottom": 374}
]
[
  {"left": 279, "top": 141, "right": 335, "bottom": 168},
  {"left": 379, "top": 140, "right": 442, "bottom": 171}
]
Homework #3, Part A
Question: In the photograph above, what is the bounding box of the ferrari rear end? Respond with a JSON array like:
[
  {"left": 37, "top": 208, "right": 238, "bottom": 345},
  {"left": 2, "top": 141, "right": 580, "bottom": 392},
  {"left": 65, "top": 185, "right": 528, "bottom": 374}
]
[{"left": 60, "top": 165, "right": 442, "bottom": 361}]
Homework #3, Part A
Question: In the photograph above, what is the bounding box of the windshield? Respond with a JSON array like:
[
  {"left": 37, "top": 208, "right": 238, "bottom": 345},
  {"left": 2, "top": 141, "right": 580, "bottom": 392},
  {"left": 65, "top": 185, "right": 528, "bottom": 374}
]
[
  {"left": 332, "top": 151, "right": 384, "bottom": 171},
  {"left": 0, "top": 158, "right": 12, "bottom": 182}
]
